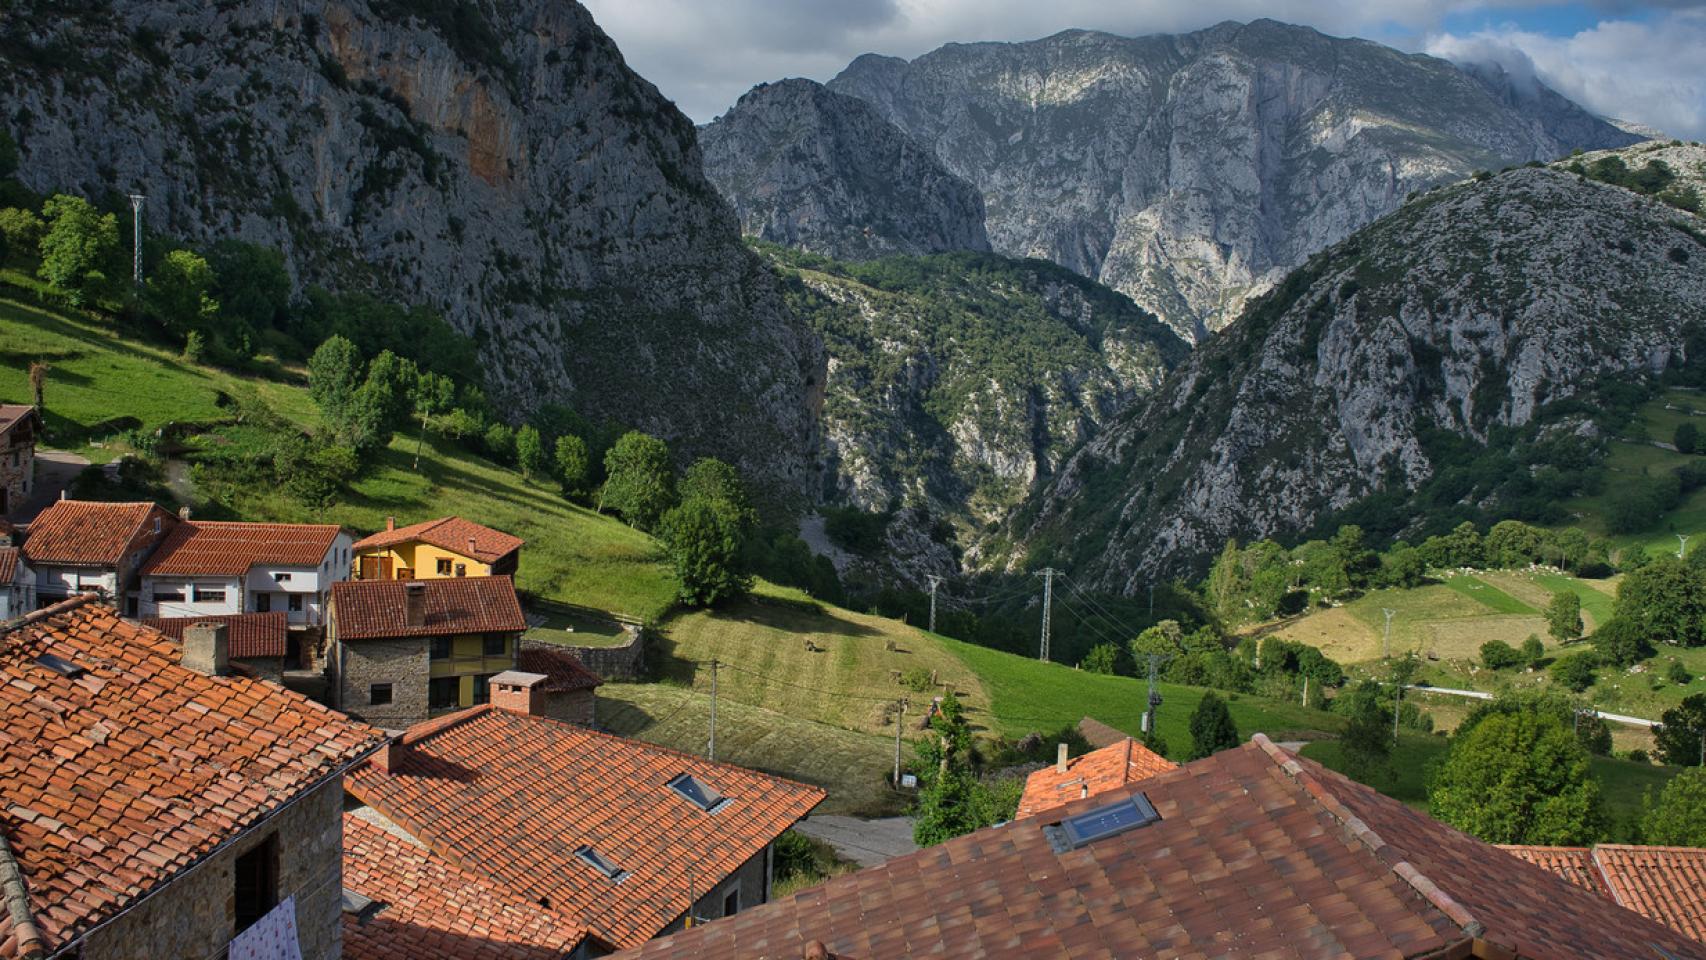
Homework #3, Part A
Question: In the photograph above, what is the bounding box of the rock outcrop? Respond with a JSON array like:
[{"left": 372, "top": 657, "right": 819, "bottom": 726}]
[
  {"left": 699, "top": 79, "right": 990, "bottom": 261},
  {"left": 826, "top": 19, "right": 1639, "bottom": 341},
  {"left": 1005, "top": 155, "right": 1706, "bottom": 589},
  {"left": 0, "top": 0, "right": 821, "bottom": 504}
]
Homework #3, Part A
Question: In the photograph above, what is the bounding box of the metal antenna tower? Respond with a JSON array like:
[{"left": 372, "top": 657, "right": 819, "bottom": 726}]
[
  {"left": 1679, "top": 533, "right": 1691, "bottom": 559},
  {"left": 1142, "top": 654, "right": 1164, "bottom": 734},
  {"left": 1382, "top": 608, "right": 1395, "bottom": 659},
  {"left": 1035, "top": 567, "right": 1060, "bottom": 662},
  {"left": 127, "top": 194, "right": 146, "bottom": 287},
  {"left": 926, "top": 575, "right": 942, "bottom": 634}
]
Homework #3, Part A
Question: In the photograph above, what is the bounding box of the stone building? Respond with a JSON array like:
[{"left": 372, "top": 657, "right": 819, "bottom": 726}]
[
  {"left": 0, "top": 597, "right": 384, "bottom": 959},
  {"left": 140, "top": 611, "right": 293, "bottom": 682},
  {"left": 0, "top": 405, "right": 39, "bottom": 519},
  {"left": 343, "top": 695, "right": 824, "bottom": 954},
  {"left": 18, "top": 499, "right": 177, "bottom": 614},
  {"left": 0, "top": 544, "right": 29, "bottom": 621}
]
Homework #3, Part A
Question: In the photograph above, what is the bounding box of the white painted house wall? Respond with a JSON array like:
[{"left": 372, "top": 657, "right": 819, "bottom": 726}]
[
  {"left": 139, "top": 533, "right": 354, "bottom": 626},
  {"left": 1, "top": 556, "right": 31, "bottom": 619}
]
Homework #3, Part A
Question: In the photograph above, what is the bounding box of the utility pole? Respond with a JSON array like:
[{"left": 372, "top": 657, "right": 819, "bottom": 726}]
[
  {"left": 926, "top": 575, "right": 942, "bottom": 634},
  {"left": 1035, "top": 568, "right": 1059, "bottom": 662},
  {"left": 707, "top": 659, "right": 718, "bottom": 762},
  {"left": 892, "top": 699, "right": 906, "bottom": 786},
  {"left": 1382, "top": 608, "right": 1395, "bottom": 659},
  {"left": 1142, "top": 654, "right": 1164, "bottom": 734},
  {"left": 1393, "top": 681, "right": 1402, "bottom": 745},
  {"left": 1147, "top": 582, "right": 1155, "bottom": 620},
  {"left": 127, "top": 194, "right": 145, "bottom": 287},
  {"left": 1679, "top": 533, "right": 1691, "bottom": 559}
]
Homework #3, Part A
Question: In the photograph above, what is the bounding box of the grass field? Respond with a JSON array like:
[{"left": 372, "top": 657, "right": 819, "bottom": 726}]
[{"left": 1559, "top": 388, "right": 1706, "bottom": 556}]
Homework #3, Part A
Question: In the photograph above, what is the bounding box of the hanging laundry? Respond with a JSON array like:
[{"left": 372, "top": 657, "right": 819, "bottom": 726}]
[{"left": 228, "top": 896, "right": 303, "bottom": 960}]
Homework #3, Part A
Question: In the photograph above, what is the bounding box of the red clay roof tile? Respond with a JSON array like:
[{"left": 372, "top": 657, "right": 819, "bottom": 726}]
[
  {"left": 1507, "top": 843, "right": 1706, "bottom": 945},
  {"left": 612, "top": 737, "right": 1706, "bottom": 960},
  {"left": 331, "top": 576, "right": 526, "bottom": 640},
  {"left": 1016, "top": 736, "right": 1175, "bottom": 818},
  {"left": 342, "top": 812, "right": 588, "bottom": 960},
  {"left": 1498, "top": 844, "right": 1605, "bottom": 894},
  {"left": 141, "top": 521, "right": 343, "bottom": 576},
  {"left": 516, "top": 644, "right": 603, "bottom": 693},
  {"left": 20, "top": 501, "right": 174, "bottom": 567},
  {"left": 0, "top": 406, "right": 38, "bottom": 441},
  {"left": 345, "top": 705, "right": 824, "bottom": 950},
  {"left": 0, "top": 549, "right": 16, "bottom": 586},
  {"left": 0, "top": 596, "right": 385, "bottom": 957},
  {"left": 352, "top": 517, "right": 524, "bottom": 564},
  {"left": 141, "top": 612, "right": 290, "bottom": 660}
]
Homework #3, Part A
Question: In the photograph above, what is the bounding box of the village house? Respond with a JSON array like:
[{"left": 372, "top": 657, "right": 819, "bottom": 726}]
[
  {"left": 0, "top": 538, "right": 29, "bottom": 621},
  {"left": 1502, "top": 843, "right": 1706, "bottom": 945},
  {"left": 18, "top": 499, "right": 177, "bottom": 614},
  {"left": 343, "top": 695, "right": 825, "bottom": 954},
  {"left": 328, "top": 575, "right": 531, "bottom": 726},
  {"left": 352, "top": 515, "right": 523, "bottom": 581},
  {"left": 141, "top": 611, "right": 293, "bottom": 682},
  {"left": 0, "top": 405, "right": 41, "bottom": 519},
  {"left": 138, "top": 516, "right": 352, "bottom": 626},
  {"left": 613, "top": 735, "right": 1706, "bottom": 960},
  {"left": 0, "top": 597, "right": 385, "bottom": 960},
  {"left": 1015, "top": 732, "right": 1175, "bottom": 818}
]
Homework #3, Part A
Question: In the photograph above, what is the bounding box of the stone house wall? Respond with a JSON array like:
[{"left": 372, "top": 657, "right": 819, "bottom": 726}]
[
  {"left": 335, "top": 638, "right": 430, "bottom": 728},
  {"left": 558, "top": 625, "right": 647, "bottom": 681},
  {"left": 78, "top": 775, "right": 346, "bottom": 960}
]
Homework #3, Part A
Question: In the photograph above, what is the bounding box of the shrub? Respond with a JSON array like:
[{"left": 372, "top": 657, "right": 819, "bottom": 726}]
[
  {"left": 1520, "top": 634, "right": 1546, "bottom": 668},
  {"left": 1551, "top": 652, "right": 1598, "bottom": 692},
  {"left": 1186, "top": 693, "right": 1240, "bottom": 760},
  {"left": 1480, "top": 639, "right": 1522, "bottom": 670},
  {"left": 1080, "top": 642, "right": 1120, "bottom": 675},
  {"left": 901, "top": 667, "right": 934, "bottom": 692},
  {"left": 1668, "top": 661, "right": 1693, "bottom": 685}
]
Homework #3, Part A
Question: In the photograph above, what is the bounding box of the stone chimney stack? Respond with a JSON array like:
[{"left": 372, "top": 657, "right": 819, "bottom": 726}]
[
  {"left": 385, "top": 516, "right": 396, "bottom": 532},
  {"left": 182, "top": 622, "right": 229, "bottom": 676},
  {"left": 404, "top": 582, "right": 427, "bottom": 628},
  {"left": 490, "top": 672, "right": 548, "bottom": 716},
  {"left": 371, "top": 736, "right": 403, "bottom": 773},
  {"left": 1056, "top": 742, "right": 1069, "bottom": 773}
]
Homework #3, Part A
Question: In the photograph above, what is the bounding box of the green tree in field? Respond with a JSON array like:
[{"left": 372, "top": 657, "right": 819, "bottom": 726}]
[
  {"left": 1485, "top": 520, "right": 1545, "bottom": 568},
  {"left": 1336, "top": 681, "right": 1392, "bottom": 780},
  {"left": 1591, "top": 616, "right": 1653, "bottom": 667},
  {"left": 1205, "top": 540, "right": 1250, "bottom": 624},
  {"left": 1081, "top": 642, "right": 1120, "bottom": 675},
  {"left": 207, "top": 240, "right": 291, "bottom": 337},
  {"left": 1130, "top": 620, "right": 1184, "bottom": 662},
  {"left": 1520, "top": 634, "right": 1546, "bottom": 669},
  {"left": 679, "top": 457, "right": 750, "bottom": 516},
  {"left": 1480, "top": 639, "right": 1522, "bottom": 670},
  {"left": 1378, "top": 543, "right": 1427, "bottom": 589},
  {"left": 0, "top": 207, "right": 44, "bottom": 266},
  {"left": 514, "top": 424, "right": 544, "bottom": 480},
  {"left": 1655, "top": 694, "right": 1706, "bottom": 767},
  {"left": 1546, "top": 591, "right": 1583, "bottom": 643},
  {"left": 1615, "top": 556, "right": 1706, "bottom": 647},
  {"left": 1457, "top": 689, "right": 1610, "bottom": 757},
  {"left": 146, "top": 248, "right": 219, "bottom": 336},
  {"left": 359, "top": 351, "right": 420, "bottom": 432},
  {"left": 1640, "top": 768, "right": 1706, "bottom": 845},
  {"left": 1677, "top": 422, "right": 1700, "bottom": 455},
  {"left": 409, "top": 371, "right": 456, "bottom": 467},
  {"left": 308, "top": 335, "right": 365, "bottom": 441},
  {"left": 601, "top": 431, "right": 676, "bottom": 529},
  {"left": 1428, "top": 710, "right": 1607, "bottom": 844},
  {"left": 38, "top": 194, "right": 119, "bottom": 306},
  {"left": 554, "top": 434, "right": 592, "bottom": 499},
  {"left": 913, "top": 691, "right": 1016, "bottom": 846},
  {"left": 1186, "top": 693, "right": 1240, "bottom": 760},
  {"left": 660, "top": 494, "right": 751, "bottom": 606},
  {"left": 483, "top": 422, "right": 515, "bottom": 464},
  {"left": 1551, "top": 652, "right": 1598, "bottom": 692}
]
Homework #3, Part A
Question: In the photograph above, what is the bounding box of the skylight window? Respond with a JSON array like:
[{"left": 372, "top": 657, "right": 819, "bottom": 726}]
[
  {"left": 667, "top": 773, "right": 729, "bottom": 813},
  {"left": 33, "top": 653, "right": 86, "bottom": 678},
  {"left": 575, "top": 844, "right": 627, "bottom": 881},
  {"left": 340, "top": 888, "right": 387, "bottom": 926},
  {"left": 1045, "top": 794, "right": 1161, "bottom": 852}
]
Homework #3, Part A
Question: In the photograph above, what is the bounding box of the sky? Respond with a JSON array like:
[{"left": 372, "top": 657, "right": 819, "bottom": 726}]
[{"left": 581, "top": 0, "right": 1706, "bottom": 139}]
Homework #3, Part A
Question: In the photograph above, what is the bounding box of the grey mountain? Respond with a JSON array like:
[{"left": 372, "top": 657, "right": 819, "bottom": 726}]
[
  {"left": 826, "top": 19, "right": 1640, "bottom": 341},
  {"left": 0, "top": 0, "right": 821, "bottom": 504},
  {"left": 700, "top": 79, "right": 990, "bottom": 261},
  {"left": 1002, "top": 147, "right": 1706, "bottom": 590}
]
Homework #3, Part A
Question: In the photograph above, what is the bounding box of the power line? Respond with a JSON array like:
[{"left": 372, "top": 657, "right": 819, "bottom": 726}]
[
  {"left": 700, "top": 659, "right": 910, "bottom": 704},
  {"left": 1060, "top": 577, "right": 1136, "bottom": 644}
]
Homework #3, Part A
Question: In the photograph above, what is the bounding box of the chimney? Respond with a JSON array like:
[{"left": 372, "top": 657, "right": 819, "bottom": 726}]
[
  {"left": 403, "top": 582, "right": 427, "bottom": 628},
  {"left": 371, "top": 736, "right": 403, "bottom": 773},
  {"left": 178, "top": 505, "right": 191, "bottom": 521},
  {"left": 490, "top": 671, "right": 547, "bottom": 716},
  {"left": 1056, "top": 742, "right": 1069, "bottom": 773},
  {"left": 804, "top": 942, "right": 829, "bottom": 960},
  {"left": 468, "top": 536, "right": 478, "bottom": 556},
  {"left": 182, "top": 622, "right": 230, "bottom": 676},
  {"left": 385, "top": 516, "right": 396, "bottom": 532}
]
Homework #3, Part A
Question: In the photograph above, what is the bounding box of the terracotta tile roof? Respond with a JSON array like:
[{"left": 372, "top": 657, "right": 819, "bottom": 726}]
[
  {"left": 0, "top": 549, "right": 16, "bottom": 586},
  {"left": 1075, "top": 715, "right": 1127, "bottom": 749},
  {"left": 1016, "top": 736, "right": 1175, "bottom": 819},
  {"left": 612, "top": 736, "right": 1706, "bottom": 960},
  {"left": 517, "top": 644, "right": 603, "bottom": 693},
  {"left": 141, "top": 520, "right": 343, "bottom": 576},
  {"left": 0, "top": 406, "right": 37, "bottom": 441},
  {"left": 1498, "top": 844, "right": 1605, "bottom": 894},
  {"left": 342, "top": 812, "right": 588, "bottom": 960},
  {"left": 332, "top": 576, "right": 527, "bottom": 640},
  {"left": 353, "top": 517, "right": 524, "bottom": 564},
  {"left": 141, "top": 612, "right": 290, "bottom": 660},
  {"left": 0, "top": 596, "right": 385, "bottom": 957},
  {"left": 345, "top": 705, "right": 824, "bottom": 950},
  {"left": 20, "top": 500, "right": 172, "bottom": 567},
  {"left": 1505, "top": 844, "right": 1706, "bottom": 944}
]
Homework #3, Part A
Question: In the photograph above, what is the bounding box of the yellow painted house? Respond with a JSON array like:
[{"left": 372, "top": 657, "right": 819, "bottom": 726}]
[{"left": 352, "top": 516, "right": 524, "bottom": 582}]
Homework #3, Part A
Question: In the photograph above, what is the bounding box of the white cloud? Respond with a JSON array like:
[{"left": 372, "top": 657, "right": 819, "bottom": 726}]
[{"left": 1427, "top": 10, "right": 1706, "bottom": 138}]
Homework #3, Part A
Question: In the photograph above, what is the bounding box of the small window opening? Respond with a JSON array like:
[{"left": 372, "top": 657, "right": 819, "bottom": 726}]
[
  {"left": 1046, "top": 794, "right": 1161, "bottom": 852},
  {"left": 34, "top": 652, "right": 86, "bottom": 678},
  {"left": 234, "top": 833, "right": 280, "bottom": 934},
  {"left": 369, "top": 683, "right": 393, "bottom": 706}
]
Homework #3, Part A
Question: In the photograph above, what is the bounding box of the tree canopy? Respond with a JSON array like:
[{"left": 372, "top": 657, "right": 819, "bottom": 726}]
[
  {"left": 1186, "top": 693, "right": 1240, "bottom": 760},
  {"left": 601, "top": 431, "right": 676, "bottom": 530},
  {"left": 1428, "top": 709, "right": 1606, "bottom": 844},
  {"left": 1640, "top": 768, "right": 1706, "bottom": 846}
]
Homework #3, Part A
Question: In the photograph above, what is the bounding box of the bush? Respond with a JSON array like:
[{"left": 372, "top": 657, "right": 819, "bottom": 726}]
[
  {"left": 1480, "top": 639, "right": 1522, "bottom": 670},
  {"left": 1677, "top": 422, "right": 1700, "bottom": 455},
  {"left": 1551, "top": 652, "right": 1598, "bottom": 692},
  {"left": 1668, "top": 661, "right": 1693, "bottom": 685},
  {"left": 1520, "top": 634, "right": 1546, "bottom": 668},
  {"left": 901, "top": 667, "right": 934, "bottom": 693},
  {"left": 1430, "top": 709, "right": 1608, "bottom": 844},
  {"left": 1080, "top": 642, "right": 1120, "bottom": 675}
]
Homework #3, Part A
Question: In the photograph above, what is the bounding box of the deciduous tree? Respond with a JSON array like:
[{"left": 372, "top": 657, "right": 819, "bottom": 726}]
[
  {"left": 1655, "top": 694, "right": 1706, "bottom": 767},
  {"left": 660, "top": 494, "right": 750, "bottom": 606},
  {"left": 1545, "top": 591, "right": 1583, "bottom": 643},
  {"left": 1640, "top": 768, "right": 1706, "bottom": 845},
  {"left": 1428, "top": 710, "right": 1607, "bottom": 844},
  {"left": 554, "top": 434, "right": 591, "bottom": 499},
  {"left": 514, "top": 425, "right": 545, "bottom": 480},
  {"left": 37, "top": 194, "right": 118, "bottom": 306},
  {"left": 600, "top": 431, "right": 676, "bottom": 529}
]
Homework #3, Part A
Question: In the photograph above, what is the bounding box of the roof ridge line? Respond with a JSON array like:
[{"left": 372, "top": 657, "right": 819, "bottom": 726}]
[
  {"left": 1249, "top": 733, "right": 1488, "bottom": 939},
  {"left": 1588, "top": 846, "right": 1628, "bottom": 908},
  {"left": 0, "top": 828, "right": 45, "bottom": 959},
  {"left": 0, "top": 592, "right": 101, "bottom": 639}
]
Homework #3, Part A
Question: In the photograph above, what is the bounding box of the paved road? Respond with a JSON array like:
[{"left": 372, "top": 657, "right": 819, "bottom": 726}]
[
  {"left": 1406, "top": 685, "right": 1658, "bottom": 727},
  {"left": 795, "top": 816, "right": 918, "bottom": 868}
]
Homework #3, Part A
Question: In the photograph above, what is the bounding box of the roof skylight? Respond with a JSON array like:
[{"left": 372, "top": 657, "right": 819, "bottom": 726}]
[
  {"left": 575, "top": 844, "right": 627, "bottom": 881},
  {"left": 667, "top": 773, "right": 729, "bottom": 813},
  {"left": 1046, "top": 794, "right": 1161, "bottom": 852},
  {"left": 33, "top": 652, "right": 86, "bottom": 678},
  {"left": 340, "top": 888, "right": 387, "bottom": 925}
]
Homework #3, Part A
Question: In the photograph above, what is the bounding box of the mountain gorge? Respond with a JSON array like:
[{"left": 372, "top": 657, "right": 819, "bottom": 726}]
[
  {"left": 0, "top": 0, "right": 820, "bottom": 504},
  {"left": 1003, "top": 146, "right": 1706, "bottom": 592},
  {"left": 819, "top": 19, "right": 1638, "bottom": 341}
]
